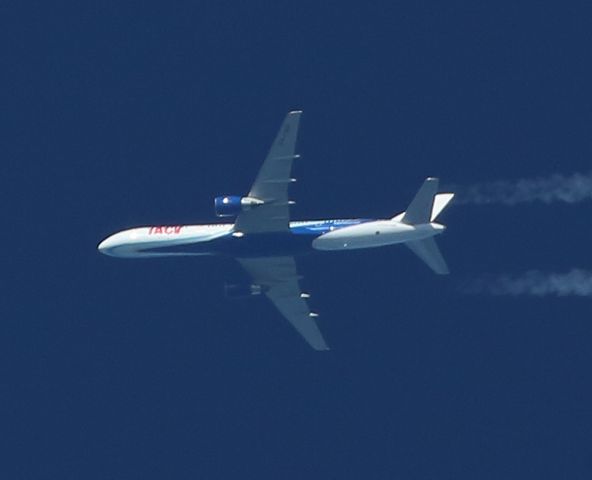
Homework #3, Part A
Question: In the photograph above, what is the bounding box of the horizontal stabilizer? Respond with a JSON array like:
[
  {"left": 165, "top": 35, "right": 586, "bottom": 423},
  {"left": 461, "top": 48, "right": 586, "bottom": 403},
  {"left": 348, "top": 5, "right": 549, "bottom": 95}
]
[
  {"left": 402, "top": 178, "right": 439, "bottom": 225},
  {"left": 406, "top": 237, "right": 449, "bottom": 275},
  {"left": 431, "top": 193, "right": 454, "bottom": 222}
]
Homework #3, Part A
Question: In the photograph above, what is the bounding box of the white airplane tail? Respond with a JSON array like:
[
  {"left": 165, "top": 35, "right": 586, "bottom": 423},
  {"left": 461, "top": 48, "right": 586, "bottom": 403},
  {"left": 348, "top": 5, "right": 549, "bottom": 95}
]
[
  {"left": 398, "top": 178, "right": 454, "bottom": 275},
  {"left": 401, "top": 177, "right": 454, "bottom": 224}
]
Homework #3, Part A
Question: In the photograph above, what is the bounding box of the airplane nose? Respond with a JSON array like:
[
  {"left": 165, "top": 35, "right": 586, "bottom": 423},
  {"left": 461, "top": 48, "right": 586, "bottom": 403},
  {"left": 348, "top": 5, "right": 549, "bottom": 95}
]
[
  {"left": 97, "top": 239, "right": 108, "bottom": 254},
  {"left": 97, "top": 237, "right": 115, "bottom": 255}
]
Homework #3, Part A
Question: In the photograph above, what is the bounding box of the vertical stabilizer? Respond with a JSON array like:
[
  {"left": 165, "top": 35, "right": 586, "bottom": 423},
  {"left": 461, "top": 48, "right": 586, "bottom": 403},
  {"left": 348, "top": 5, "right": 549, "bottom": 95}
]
[{"left": 401, "top": 178, "right": 439, "bottom": 225}]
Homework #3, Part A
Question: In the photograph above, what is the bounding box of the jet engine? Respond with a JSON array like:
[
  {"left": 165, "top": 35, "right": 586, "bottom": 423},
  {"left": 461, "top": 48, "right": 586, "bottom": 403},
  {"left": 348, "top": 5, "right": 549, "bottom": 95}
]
[
  {"left": 214, "top": 196, "right": 264, "bottom": 217},
  {"left": 224, "top": 283, "right": 267, "bottom": 299}
]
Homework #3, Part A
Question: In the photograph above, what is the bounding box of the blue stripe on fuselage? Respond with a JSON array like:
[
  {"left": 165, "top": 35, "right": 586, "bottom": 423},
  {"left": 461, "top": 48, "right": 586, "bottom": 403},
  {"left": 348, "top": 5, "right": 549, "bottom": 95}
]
[{"left": 290, "top": 218, "right": 371, "bottom": 235}]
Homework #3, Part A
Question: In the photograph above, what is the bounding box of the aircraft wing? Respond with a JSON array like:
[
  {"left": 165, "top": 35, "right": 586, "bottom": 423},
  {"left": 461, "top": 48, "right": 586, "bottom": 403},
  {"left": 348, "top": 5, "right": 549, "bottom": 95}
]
[
  {"left": 237, "top": 256, "right": 329, "bottom": 351},
  {"left": 234, "top": 111, "right": 302, "bottom": 234}
]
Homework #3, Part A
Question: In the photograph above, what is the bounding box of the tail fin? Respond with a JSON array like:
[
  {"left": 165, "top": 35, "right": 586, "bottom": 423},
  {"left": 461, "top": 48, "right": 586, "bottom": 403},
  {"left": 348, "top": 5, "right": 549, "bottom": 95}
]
[
  {"left": 399, "top": 178, "right": 455, "bottom": 275},
  {"left": 400, "top": 178, "right": 455, "bottom": 224},
  {"left": 401, "top": 178, "right": 439, "bottom": 225}
]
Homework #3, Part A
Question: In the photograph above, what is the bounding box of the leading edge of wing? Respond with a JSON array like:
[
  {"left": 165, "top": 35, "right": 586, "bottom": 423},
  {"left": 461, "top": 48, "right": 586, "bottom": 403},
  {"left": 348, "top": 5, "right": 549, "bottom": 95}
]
[{"left": 248, "top": 111, "right": 302, "bottom": 202}]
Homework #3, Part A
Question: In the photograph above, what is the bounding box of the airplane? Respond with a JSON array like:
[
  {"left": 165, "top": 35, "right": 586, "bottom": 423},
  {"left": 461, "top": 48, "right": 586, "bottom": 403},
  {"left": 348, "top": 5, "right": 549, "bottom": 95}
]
[{"left": 98, "top": 111, "right": 454, "bottom": 351}]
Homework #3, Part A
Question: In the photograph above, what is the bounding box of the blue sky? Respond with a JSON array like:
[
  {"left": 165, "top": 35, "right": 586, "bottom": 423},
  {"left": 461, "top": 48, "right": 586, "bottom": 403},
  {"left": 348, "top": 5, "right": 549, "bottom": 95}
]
[{"left": 3, "top": 2, "right": 592, "bottom": 478}]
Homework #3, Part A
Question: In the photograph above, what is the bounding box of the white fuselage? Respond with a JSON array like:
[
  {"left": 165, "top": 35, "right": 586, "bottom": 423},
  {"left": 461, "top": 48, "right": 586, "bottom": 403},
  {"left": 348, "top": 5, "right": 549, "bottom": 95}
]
[{"left": 98, "top": 218, "right": 445, "bottom": 258}]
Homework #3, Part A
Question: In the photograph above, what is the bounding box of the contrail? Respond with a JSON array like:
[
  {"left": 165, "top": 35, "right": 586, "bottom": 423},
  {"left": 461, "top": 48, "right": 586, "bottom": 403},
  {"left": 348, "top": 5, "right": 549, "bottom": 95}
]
[
  {"left": 461, "top": 269, "right": 592, "bottom": 297},
  {"left": 455, "top": 171, "right": 592, "bottom": 205}
]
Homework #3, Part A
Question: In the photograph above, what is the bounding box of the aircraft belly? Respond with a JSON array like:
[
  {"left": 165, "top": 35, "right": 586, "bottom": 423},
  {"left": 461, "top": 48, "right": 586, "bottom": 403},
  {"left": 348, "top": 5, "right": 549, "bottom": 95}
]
[{"left": 142, "top": 232, "right": 317, "bottom": 257}]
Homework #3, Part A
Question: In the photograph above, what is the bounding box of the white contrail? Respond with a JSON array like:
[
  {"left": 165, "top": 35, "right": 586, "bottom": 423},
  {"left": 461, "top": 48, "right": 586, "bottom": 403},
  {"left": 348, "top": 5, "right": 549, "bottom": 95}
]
[
  {"left": 456, "top": 171, "right": 592, "bottom": 205},
  {"left": 462, "top": 269, "right": 592, "bottom": 297}
]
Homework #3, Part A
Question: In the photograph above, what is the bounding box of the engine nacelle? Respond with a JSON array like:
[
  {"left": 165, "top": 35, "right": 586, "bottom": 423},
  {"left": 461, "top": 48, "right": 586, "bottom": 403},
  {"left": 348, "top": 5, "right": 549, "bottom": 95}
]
[
  {"left": 214, "top": 195, "right": 242, "bottom": 217},
  {"left": 224, "top": 283, "right": 267, "bottom": 299},
  {"left": 214, "top": 195, "right": 264, "bottom": 217}
]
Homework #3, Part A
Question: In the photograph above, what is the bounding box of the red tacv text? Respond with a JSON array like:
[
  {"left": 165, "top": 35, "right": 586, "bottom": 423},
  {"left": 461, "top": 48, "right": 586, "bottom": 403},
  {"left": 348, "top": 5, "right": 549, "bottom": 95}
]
[{"left": 148, "top": 226, "right": 184, "bottom": 235}]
